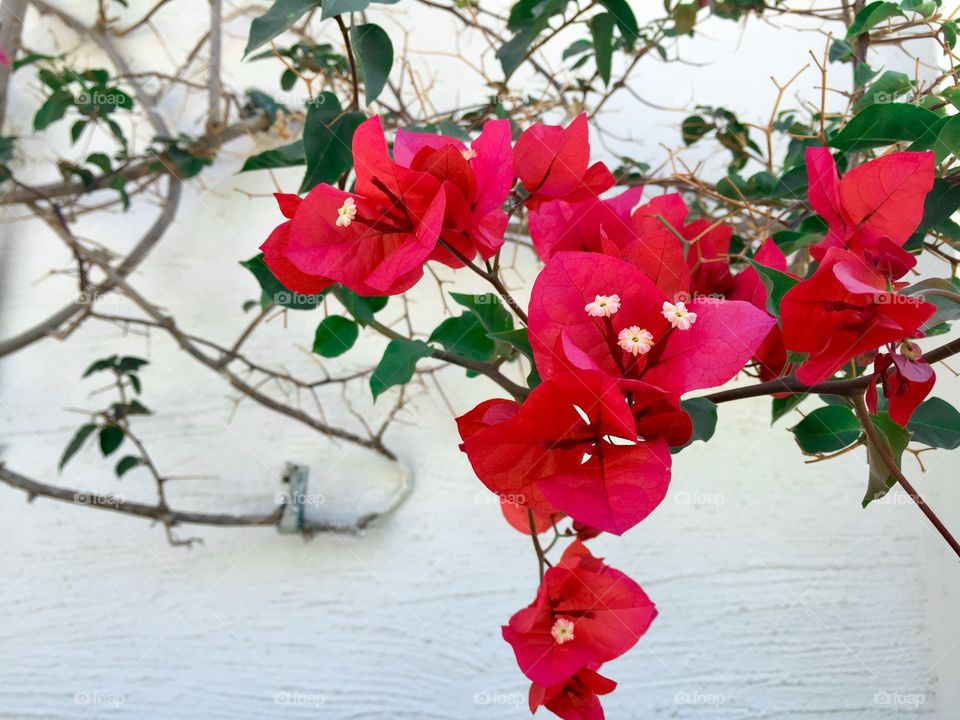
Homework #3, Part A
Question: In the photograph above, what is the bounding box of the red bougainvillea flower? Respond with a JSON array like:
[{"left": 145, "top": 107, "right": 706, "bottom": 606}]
[
  {"left": 528, "top": 187, "right": 643, "bottom": 261},
  {"left": 260, "top": 193, "right": 334, "bottom": 294},
  {"left": 514, "top": 114, "right": 615, "bottom": 211},
  {"left": 504, "top": 540, "right": 657, "bottom": 687},
  {"left": 267, "top": 116, "right": 448, "bottom": 296},
  {"left": 805, "top": 147, "right": 934, "bottom": 277},
  {"left": 780, "top": 248, "right": 936, "bottom": 385},
  {"left": 393, "top": 119, "right": 514, "bottom": 264},
  {"left": 529, "top": 666, "right": 616, "bottom": 720},
  {"left": 457, "top": 371, "right": 673, "bottom": 535},
  {"left": 727, "top": 238, "right": 792, "bottom": 381},
  {"left": 527, "top": 252, "right": 775, "bottom": 397},
  {"left": 866, "top": 342, "right": 935, "bottom": 426}
]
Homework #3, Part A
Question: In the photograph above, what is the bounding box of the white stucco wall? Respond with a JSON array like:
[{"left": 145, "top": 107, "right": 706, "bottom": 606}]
[{"left": 1, "top": 2, "right": 958, "bottom": 718}]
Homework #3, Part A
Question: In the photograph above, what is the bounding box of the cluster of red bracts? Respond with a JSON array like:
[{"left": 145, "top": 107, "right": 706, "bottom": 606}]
[{"left": 261, "top": 113, "right": 940, "bottom": 719}]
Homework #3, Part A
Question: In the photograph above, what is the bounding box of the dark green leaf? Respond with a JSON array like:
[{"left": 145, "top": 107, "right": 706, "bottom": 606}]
[
  {"left": 82, "top": 355, "right": 118, "bottom": 377},
  {"left": 830, "top": 102, "right": 939, "bottom": 152},
  {"left": 244, "top": 0, "right": 320, "bottom": 57},
  {"left": 681, "top": 114, "right": 713, "bottom": 145},
  {"left": 59, "top": 423, "right": 98, "bottom": 471},
  {"left": 321, "top": 0, "right": 399, "bottom": 19},
  {"left": 791, "top": 405, "right": 862, "bottom": 454},
  {"left": 312, "top": 315, "right": 359, "bottom": 357},
  {"left": 370, "top": 339, "right": 433, "bottom": 400},
  {"left": 449, "top": 292, "right": 514, "bottom": 334},
  {"left": 335, "top": 286, "right": 388, "bottom": 325},
  {"left": 772, "top": 393, "right": 807, "bottom": 424},
  {"left": 672, "top": 397, "right": 717, "bottom": 452},
  {"left": 98, "top": 425, "right": 124, "bottom": 456},
  {"left": 299, "top": 93, "right": 365, "bottom": 193},
  {"left": 240, "top": 140, "right": 305, "bottom": 172},
  {"left": 864, "top": 412, "right": 910, "bottom": 506},
  {"left": 598, "top": 0, "right": 639, "bottom": 43},
  {"left": 854, "top": 70, "right": 913, "bottom": 111},
  {"left": 34, "top": 90, "right": 73, "bottom": 130},
  {"left": 119, "top": 356, "right": 149, "bottom": 373},
  {"left": 908, "top": 397, "right": 960, "bottom": 449},
  {"left": 589, "top": 13, "right": 615, "bottom": 86},
  {"left": 747, "top": 259, "right": 799, "bottom": 319},
  {"left": 115, "top": 455, "right": 141, "bottom": 477},
  {"left": 429, "top": 314, "right": 497, "bottom": 361},
  {"left": 350, "top": 23, "right": 393, "bottom": 105},
  {"left": 846, "top": 1, "right": 902, "bottom": 38}
]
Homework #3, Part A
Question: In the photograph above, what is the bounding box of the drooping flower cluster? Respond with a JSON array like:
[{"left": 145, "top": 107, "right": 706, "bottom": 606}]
[
  {"left": 261, "top": 116, "right": 513, "bottom": 295},
  {"left": 261, "top": 113, "right": 942, "bottom": 719},
  {"left": 780, "top": 147, "right": 937, "bottom": 422}
]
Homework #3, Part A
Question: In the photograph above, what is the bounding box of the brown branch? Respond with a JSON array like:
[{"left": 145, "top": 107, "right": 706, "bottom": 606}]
[{"left": 851, "top": 393, "right": 960, "bottom": 560}]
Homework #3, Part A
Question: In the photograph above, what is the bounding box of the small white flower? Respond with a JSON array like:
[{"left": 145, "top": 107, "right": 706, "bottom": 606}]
[
  {"left": 662, "top": 300, "right": 697, "bottom": 330},
  {"left": 617, "top": 326, "right": 654, "bottom": 356},
  {"left": 584, "top": 294, "right": 621, "bottom": 318},
  {"left": 461, "top": 148, "right": 478, "bottom": 161},
  {"left": 336, "top": 197, "right": 357, "bottom": 228},
  {"left": 550, "top": 617, "right": 575, "bottom": 645}
]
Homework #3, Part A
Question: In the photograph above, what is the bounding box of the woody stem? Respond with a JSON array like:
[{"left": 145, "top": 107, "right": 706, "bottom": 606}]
[
  {"left": 851, "top": 393, "right": 960, "bottom": 560},
  {"left": 438, "top": 239, "right": 528, "bottom": 324},
  {"left": 528, "top": 508, "right": 549, "bottom": 582}
]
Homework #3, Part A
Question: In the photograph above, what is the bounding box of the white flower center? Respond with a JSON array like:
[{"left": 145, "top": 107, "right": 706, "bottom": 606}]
[
  {"left": 550, "top": 617, "right": 575, "bottom": 644},
  {"left": 336, "top": 197, "right": 357, "bottom": 227},
  {"left": 585, "top": 293, "right": 621, "bottom": 318},
  {"left": 662, "top": 300, "right": 697, "bottom": 330},
  {"left": 461, "top": 148, "right": 478, "bottom": 161},
  {"left": 617, "top": 326, "right": 654, "bottom": 356}
]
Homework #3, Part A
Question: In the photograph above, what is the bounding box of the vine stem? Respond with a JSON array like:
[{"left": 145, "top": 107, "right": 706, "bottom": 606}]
[
  {"left": 528, "top": 509, "right": 548, "bottom": 582},
  {"left": 336, "top": 16, "right": 360, "bottom": 112},
  {"left": 851, "top": 393, "right": 960, "bottom": 560}
]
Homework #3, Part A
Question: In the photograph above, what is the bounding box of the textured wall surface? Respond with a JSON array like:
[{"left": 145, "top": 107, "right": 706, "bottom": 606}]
[{"left": 1, "top": 2, "right": 958, "bottom": 718}]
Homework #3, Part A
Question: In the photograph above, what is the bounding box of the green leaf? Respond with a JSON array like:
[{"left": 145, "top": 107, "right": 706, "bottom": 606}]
[
  {"left": 830, "top": 102, "right": 939, "bottom": 152},
  {"left": 672, "top": 397, "right": 717, "bottom": 453},
  {"left": 487, "top": 328, "right": 540, "bottom": 388},
  {"left": 598, "top": 0, "right": 639, "bottom": 44},
  {"left": 864, "top": 412, "right": 911, "bottom": 506},
  {"left": 681, "top": 114, "right": 713, "bottom": 145},
  {"left": 449, "top": 292, "right": 514, "bottom": 334},
  {"left": 335, "top": 286, "right": 388, "bottom": 325},
  {"left": 119, "top": 356, "right": 149, "bottom": 373},
  {"left": 846, "top": 1, "right": 903, "bottom": 38},
  {"left": 772, "top": 393, "right": 807, "bottom": 424},
  {"left": 429, "top": 314, "right": 497, "bottom": 361},
  {"left": 589, "top": 13, "right": 615, "bottom": 86},
  {"left": 240, "top": 253, "right": 325, "bottom": 310},
  {"left": 370, "top": 339, "right": 433, "bottom": 400},
  {"left": 746, "top": 259, "right": 799, "bottom": 319},
  {"left": 673, "top": 2, "right": 697, "bottom": 34},
  {"left": 59, "top": 423, "right": 98, "bottom": 471},
  {"left": 854, "top": 70, "right": 913, "bottom": 111},
  {"left": 244, "top": 0, "right": 320, "bottom": 57},
  {"left": 299, "top": 93, "right": 365, "bottom": 193},
  {"left": 903, "top": 277, "right": 960, "bottom": 329},
  {"left": 562, "top": 39, "right": 593, "bottom": 60},
  {"left": 98, "top": 425, "right": 124, "bottom": 457},
  {"left": 82, "top": 355, "right": 119, "bottom": 377},
  {"left": 240, "top": 140, "right": 305, "bottom": 172},
  {"left": 791, "top": 405, "right": 862, "bottom": 454},
  {"left": 350, "top": 23, "right": 393, "bottom": 105},
  {"left": 312, "top": 315, "right": 359, "bottom": 357},
  {"left": 321, "top": 0, "right": 399, "bottom": 20},
  {"left": 497, "top": 0, "right": 568, "bottom": 77},
  {"left": 115, "top": 455, "right": 141, "bottom": 478},
  {"left": 908, "top": 397, "right": 960, "bottom": 450},
  {"left": 34, "top": 90, "right": 73, "bottom": 130},
  {"left": 70, "top": 120, "right": 87, "bottom": 143}
]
